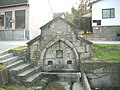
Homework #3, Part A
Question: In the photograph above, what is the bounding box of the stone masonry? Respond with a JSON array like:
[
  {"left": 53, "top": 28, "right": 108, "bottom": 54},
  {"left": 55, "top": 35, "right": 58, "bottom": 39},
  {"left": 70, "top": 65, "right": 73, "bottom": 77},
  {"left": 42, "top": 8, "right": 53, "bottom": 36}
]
[
  {"left": 93, "top": 26, "right": 120, "bottom": 41},
  {"left": 0, "top": 17, "right": 92, "bottom": 86},
  {"left": 27, "top": 17, "right": 92, "bottom": 72}
]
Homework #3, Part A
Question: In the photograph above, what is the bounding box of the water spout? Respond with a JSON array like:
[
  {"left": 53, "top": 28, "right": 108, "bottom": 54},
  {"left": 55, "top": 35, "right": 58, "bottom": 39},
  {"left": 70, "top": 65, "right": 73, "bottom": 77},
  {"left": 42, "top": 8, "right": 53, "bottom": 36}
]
[{"left": 77, "top": 72, "right": 81, "bottom": 83}]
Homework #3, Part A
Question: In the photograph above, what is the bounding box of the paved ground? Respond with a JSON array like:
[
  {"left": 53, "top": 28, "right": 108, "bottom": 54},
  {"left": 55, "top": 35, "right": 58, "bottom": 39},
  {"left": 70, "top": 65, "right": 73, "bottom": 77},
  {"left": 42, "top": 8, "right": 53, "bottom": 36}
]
[
  {"left": 90, "top": 40, "right": 120, "bottom": 44},
  {"left": 0, "top": 41, "right": 29, "bottom": 53}
]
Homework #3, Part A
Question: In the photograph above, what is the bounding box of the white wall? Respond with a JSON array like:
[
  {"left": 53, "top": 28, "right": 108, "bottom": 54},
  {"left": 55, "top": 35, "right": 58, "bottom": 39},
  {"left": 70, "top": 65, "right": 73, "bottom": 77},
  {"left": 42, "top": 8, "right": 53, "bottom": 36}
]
[
  {"left": 0, "top": 6, "right": 29, "bottom": 30},
  {"left": 92, "top": 0, "right": 120, "bottom": 26},
  {"left": 29, "top": 0, "right": 53, "bottom": 39}
]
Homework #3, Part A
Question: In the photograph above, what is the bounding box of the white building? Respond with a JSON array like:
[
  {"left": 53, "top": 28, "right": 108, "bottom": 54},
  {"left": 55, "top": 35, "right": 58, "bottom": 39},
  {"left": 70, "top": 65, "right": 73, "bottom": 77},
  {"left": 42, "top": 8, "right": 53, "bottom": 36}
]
[{"left": 92, "top": 0, "right": 120, "bottom": 40}]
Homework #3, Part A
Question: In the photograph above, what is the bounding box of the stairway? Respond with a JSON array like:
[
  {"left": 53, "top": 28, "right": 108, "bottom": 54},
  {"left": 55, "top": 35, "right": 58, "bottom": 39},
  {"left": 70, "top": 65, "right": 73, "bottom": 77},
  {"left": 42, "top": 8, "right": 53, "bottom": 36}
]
[
  {"left": 0, "top": 51, "right": 42, "bottom": 86},
  {"left": 9, "top": 63, "right": 42, "bottom": 86},
  {"left": 0, "top": 51, "right": 19, "bottom": 67}
]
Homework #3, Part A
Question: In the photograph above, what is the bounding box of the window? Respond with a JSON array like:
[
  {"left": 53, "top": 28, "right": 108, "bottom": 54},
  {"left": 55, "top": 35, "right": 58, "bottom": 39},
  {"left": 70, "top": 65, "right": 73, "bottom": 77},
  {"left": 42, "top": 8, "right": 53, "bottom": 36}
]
[
  {"left": 93, "top": 20, "right": 101, "bottom": 25},
  {"left": 15, "top": 10, "right": 25, "bottom": 29},
  {"left": 5, "top": 11, "right": 12, "bottom": 29},
  {"left": 48, "top": 61, "right": 53, "bottom": 65},
  {"left": 0, "top": 15, "right": 4, "bottom": 26},
  {"left": 102, "top": 8, "right": 115, "bottom": 19},
  {"left": 56, "top": 50, "right": 63, "bottom": 58},
  {"left": 67, "top": 60, "right": 72, "bottom": 64}
]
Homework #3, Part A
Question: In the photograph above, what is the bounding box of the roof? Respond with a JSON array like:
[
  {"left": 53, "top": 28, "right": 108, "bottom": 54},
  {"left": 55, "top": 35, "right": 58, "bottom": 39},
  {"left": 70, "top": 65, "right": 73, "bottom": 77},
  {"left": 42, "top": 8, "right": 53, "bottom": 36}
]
[
  {"left": 27, "top": 35, "right": 41, "bottom": 45},
  {"left": 82, "top": 13, "right": 92, "bottom": 18},
  {"left": 78, "top": 37, "right": 92, "bottom": 45},
  {"left": 0, "top": 0, "right": 28, "bottom": 8},
  {"left": 89, "top": 0, "right": 101, "bottom": 6},
  {"left": 40, "top": 17, "right": 80, "bottom": 30},
  {"left": 28, "top": 17, "right": 92, "bottom": 45},
  {"left": 27, "top": 34, "right": 92, "bottom": 46}
]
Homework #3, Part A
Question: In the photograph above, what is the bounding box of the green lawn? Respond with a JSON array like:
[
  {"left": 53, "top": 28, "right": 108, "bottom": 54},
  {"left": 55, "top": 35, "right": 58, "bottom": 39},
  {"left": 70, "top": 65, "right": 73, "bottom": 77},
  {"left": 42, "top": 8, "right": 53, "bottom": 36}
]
[
  {"left": 0, "top": 84, "right": 27, "bottom": 90},
  {"left": 92, "top": 44, "right": 120, "bottom": 61}
]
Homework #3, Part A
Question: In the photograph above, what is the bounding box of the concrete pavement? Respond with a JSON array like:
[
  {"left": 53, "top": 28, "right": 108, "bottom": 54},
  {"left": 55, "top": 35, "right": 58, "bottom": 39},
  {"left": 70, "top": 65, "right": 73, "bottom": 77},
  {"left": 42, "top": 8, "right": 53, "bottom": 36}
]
[
  {"left": 0, "top": 41, "right": 29, "bottom": 53},
  {"left": 90, "top": 40, "right": 120, "bottom": 44}
]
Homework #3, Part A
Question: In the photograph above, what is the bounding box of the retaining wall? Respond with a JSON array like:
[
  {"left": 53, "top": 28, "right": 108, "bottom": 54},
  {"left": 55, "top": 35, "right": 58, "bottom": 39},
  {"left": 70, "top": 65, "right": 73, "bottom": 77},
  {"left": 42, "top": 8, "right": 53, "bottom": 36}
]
[
  {"left": 93, "top": 26, "right": 120, "bottom": 41},
  {"left": 0, "top": 68, "right": 9, "bottom": 85},
  {"left": 82, "top": 73, "right": 91, "bottom": 90},
  {"left": 81, "top": 61, "right": 120, "bottom": 88}
]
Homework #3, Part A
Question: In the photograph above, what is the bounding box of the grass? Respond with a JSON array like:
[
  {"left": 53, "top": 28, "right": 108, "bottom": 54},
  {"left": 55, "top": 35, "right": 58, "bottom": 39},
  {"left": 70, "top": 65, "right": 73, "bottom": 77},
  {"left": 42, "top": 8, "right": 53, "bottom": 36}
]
[
  {"left": 92, "top": 44, "right": 120, "bottom": 61},
  {"left": 0, "top": 84, "right": 27, "bottom": 90},
  {"left": 11, "top": 45, "right": 27, "bottom": 51}
]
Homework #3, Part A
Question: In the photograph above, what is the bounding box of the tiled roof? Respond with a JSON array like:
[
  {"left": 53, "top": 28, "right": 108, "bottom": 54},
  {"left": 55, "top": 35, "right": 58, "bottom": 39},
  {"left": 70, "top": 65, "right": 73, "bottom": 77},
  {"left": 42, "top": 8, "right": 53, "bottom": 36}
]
[{"left": 0, "top": 0, "right": 28, "bottom": 8}]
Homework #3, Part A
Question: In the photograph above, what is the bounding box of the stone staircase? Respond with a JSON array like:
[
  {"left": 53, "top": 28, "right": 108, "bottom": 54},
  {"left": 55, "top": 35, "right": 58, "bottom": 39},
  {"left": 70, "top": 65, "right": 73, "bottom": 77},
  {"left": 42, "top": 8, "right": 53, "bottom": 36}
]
[
  {"left": 0, "top": 51, "right": 42, "bottom": 86},
  {"left": 0, "top": 51, "right": 19, "bottom": 67}
]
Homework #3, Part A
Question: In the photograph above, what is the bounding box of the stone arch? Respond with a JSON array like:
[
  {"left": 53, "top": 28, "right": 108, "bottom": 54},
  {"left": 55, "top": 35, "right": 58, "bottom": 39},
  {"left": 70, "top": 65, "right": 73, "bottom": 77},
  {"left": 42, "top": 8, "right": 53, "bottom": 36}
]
[{"left": 39, "top": 38, "right": 79, "bottom": 66}]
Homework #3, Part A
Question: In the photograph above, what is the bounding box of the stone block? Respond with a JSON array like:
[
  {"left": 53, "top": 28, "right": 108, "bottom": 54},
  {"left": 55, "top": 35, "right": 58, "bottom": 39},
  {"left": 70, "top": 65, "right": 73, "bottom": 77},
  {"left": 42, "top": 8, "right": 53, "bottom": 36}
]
[{"left": 0, "top": 68, "right": 9, "bottom": 85}]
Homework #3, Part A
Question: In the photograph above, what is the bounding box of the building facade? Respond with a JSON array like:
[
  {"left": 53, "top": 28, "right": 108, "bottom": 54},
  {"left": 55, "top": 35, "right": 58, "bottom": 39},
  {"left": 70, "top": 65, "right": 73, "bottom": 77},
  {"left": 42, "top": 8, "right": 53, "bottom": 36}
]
[
  {"left": 92, "top": 0, "right": 120, "bottom": 40},
  {"left": 0, "top": 0, "right": 29, "bottom": 40},
  {"left": 27, "top": 17, "right": 92, "bottom": 71}
]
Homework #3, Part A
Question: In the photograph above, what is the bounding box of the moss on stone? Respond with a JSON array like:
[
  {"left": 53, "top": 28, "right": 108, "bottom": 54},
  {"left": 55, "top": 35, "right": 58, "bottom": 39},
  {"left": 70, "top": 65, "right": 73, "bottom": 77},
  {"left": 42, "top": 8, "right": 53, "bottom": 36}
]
[
  {"left": 11, "top": 46, "right": 27, "bottom": 51},
  {"left": 0, "top": 63, "right": 6, "bottom": 70}
]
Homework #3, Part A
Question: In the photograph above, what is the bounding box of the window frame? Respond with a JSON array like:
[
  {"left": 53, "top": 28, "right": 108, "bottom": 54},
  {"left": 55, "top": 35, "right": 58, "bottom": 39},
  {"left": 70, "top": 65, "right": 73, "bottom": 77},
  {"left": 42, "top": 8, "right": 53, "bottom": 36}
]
[
  {"left": 67, "top": 60, "right": 72, "bottom": 64},
  {"left": 15, "top": 10, "right": 25, "bottom": 29},
  {"left": 93, "top": 20, "right": 101, "bottom": 25},
  {"left": 56, "top": 50, "right": 63, "bottom": 58},
  {"left": 5, "top": 11, "right": 12, "bottom": 29},
  {"left": 0, "top": 15, "right": 4, "bottom": 26},
  {"left": 102, "top": 8, "right": 115, "bottom": 19},
  {"left": 48, "top": 61, "right": 53, "bottom": 65}
]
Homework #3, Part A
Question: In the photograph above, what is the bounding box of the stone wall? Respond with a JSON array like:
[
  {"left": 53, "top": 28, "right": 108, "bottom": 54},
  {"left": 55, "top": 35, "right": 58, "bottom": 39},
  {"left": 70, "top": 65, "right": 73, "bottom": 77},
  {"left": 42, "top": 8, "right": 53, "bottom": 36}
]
[
  {"left": 28, "top": 17, "right": 92, "bottom": 71},
  {"left": 29, "top": 40, "right": 41, "bottom": 62},
  {"left": 81, "top": 61, "right": 120, "bottom": 88},
  {"left": 0, "top": 30, "right": 29, "bottom": 40},
  {"left": 0, "top": 68, "right": 9, "bottom": 85},
  {"left": 93, "top": 26, "right": 120, "bottom": 41},
  {"left": 82, "top": 73, "right": 91, "bottom": 90},
  {"left": 41, "top": 19, "right": 78, "bottom": 47}
]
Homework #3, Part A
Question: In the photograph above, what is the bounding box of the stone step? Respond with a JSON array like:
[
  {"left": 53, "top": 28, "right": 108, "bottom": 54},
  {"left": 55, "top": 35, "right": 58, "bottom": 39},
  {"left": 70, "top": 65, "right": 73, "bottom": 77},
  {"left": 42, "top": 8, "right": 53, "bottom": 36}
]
[
  {"left": 9, "top": 63, "right": 33, "bottom": 75},
  {"left": 0, "top": 53, "right": 13, "bottom": 61},
  {"left": 7, "top": 60, "right": 24, "bottom": 69},
  {"left": 18, "top": 68, "right": 36, "bottom": 81},
  {"left": 0, "top": 56, "right": 18, "bottom": 65},
  {"left": 25, "top": 72, "right": 42, "bottom": 84},
  {"left": 18, "top": 66, "right": 41, "bottom": 80},
  {"left": 0, "top": 51, "right": 8, "bottom": 56}
]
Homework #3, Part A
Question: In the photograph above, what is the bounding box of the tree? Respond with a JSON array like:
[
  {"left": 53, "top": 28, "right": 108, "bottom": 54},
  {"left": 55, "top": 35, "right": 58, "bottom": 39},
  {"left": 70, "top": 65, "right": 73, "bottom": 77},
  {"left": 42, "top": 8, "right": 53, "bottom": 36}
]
[
  {"left": 64, "top": 0, "right": 92, "bottom": 33},
  {"left": 63, "top": 11, "right": 73, "bottom": 22}
]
